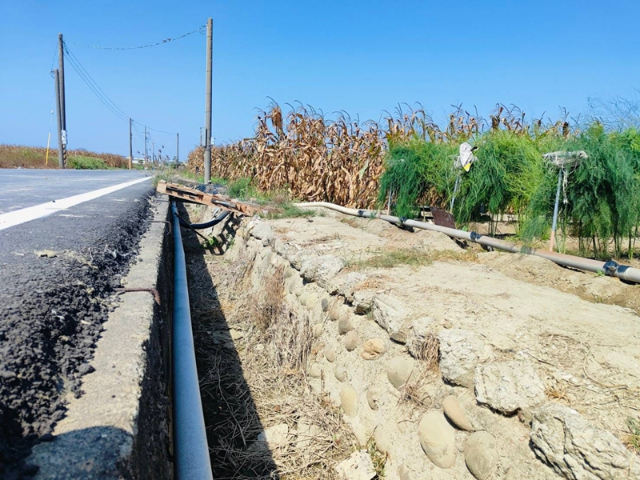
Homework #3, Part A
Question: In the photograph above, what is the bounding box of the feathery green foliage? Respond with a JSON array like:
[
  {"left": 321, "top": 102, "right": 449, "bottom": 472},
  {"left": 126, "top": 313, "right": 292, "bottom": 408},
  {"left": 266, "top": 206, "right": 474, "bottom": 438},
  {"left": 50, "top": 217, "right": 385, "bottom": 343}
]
[{"left": 378, "top": 140, "right": 456, "bottom": 218}]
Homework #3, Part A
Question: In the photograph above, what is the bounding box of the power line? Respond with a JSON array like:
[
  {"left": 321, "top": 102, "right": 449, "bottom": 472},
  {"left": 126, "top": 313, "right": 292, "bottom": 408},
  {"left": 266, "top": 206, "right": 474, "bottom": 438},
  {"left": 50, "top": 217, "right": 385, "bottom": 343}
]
[
  {"left": 64, "top": 45, "right": 129, "bottom": 122},
  {"left": 67, "top": 25, "right": 205, "bottom": 51},
  {"left": 132, "top": 121, "right": 176, "bottom": 135},
  {"left": 62, "top": 43, "right": 178, "bottom": 135}
]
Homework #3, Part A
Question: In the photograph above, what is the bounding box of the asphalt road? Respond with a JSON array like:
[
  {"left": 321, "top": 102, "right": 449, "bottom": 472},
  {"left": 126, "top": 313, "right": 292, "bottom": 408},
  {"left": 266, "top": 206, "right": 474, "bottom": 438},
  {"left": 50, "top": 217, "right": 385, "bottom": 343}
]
[
  {"left": 0, "top": 169, "right": 150, "bottom": 213},
  {"left": 0, "top": 169, "right": 157, "bottom": 477}
]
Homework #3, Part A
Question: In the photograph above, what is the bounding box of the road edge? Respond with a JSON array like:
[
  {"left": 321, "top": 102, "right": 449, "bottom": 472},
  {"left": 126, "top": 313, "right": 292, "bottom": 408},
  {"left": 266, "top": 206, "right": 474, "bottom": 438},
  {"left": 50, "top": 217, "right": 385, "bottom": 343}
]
[{"left": 29, "top": 195, "right": 173, "bottom": 480}]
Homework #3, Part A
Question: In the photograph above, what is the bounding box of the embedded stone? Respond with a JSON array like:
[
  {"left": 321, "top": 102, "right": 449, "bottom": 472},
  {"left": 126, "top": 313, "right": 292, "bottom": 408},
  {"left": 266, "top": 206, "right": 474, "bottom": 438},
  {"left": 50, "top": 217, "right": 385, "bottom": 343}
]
[
  {"left": 474, "top": 361, "right": 545, "bottom": 414},
  {"left": 386, "top": 357, "right": 414, "bottom": 389},
  {"left": 324, "top": 344, "right": 337, "bottom": 363},
  {"left": 361, "top": 338, "right": 386, "bottom": 360},
  {"left": 465, "top": 431, "right": 498, "bottom": 480},
  {"left": 418, "top": 410, "right": 456, "bottom": 469},
  {"left": 344, "top": 331, "right": 359, "bottom": 351},
  {"left": 338, "top": 316, "right": 354, "bottom": 335},
  {"left": 312, "top": 323, "right": 324, "bottom": 339},
  {"left": 340, "top": 385, "right": 359, "bottom": 417},
  {"left": 335, "top": 365, "right": 349, "bottom": 382},
  {"left": 442, "top": 395, "right": 474, "bottom": 431}
]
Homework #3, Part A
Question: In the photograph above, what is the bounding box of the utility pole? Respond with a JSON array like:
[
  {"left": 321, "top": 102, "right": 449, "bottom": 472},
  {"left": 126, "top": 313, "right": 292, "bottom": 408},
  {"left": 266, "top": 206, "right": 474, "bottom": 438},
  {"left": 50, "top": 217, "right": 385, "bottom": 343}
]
[
  {"left": 203, "top": 17, "right": 213, "bottom": 183},
  {"left": 152, "top": 141, "right": 155, "bottom": 163},
  {"left": 176, "top": 133, "right": 179, "bottom": 164},
  {"left": 58, "top": 34, "right": 67, "bottom": 167},
  {"left": 54, "top": 69, "right": 64, "bottom": 168},
  {"left": 129, "top": 118, "right": 133, "bottom": 170},
  {"left": 144, "top": 126, "right": 148, "bottom": 165}
]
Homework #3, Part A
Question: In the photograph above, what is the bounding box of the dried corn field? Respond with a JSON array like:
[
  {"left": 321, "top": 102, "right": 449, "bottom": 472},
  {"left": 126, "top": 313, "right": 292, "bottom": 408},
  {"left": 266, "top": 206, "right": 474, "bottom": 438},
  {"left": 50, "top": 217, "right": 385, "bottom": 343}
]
[{"left": 188, "top": 103, "right": 386, "bottom": 208}]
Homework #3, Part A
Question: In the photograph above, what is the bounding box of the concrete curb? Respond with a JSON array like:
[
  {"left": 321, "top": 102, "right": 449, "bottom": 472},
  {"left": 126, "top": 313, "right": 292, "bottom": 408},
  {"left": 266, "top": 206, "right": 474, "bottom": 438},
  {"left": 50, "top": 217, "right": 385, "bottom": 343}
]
[{"left": 30, "top": 197, "right": 173, "bottom": 479}]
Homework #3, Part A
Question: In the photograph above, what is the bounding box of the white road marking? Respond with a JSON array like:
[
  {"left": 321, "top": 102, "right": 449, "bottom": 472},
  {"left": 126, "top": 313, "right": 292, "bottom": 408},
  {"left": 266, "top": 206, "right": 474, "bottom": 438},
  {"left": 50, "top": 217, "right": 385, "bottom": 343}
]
[{"left": 0, "top": 177, "right": 150, "bottom": 231}]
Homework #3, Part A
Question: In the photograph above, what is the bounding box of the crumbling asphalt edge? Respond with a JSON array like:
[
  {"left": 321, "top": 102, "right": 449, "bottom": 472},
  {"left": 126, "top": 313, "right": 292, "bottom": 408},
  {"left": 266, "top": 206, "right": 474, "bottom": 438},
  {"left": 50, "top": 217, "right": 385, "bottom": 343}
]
[{"left": 28, "top": 196, "right": 174, "bottom": 480}]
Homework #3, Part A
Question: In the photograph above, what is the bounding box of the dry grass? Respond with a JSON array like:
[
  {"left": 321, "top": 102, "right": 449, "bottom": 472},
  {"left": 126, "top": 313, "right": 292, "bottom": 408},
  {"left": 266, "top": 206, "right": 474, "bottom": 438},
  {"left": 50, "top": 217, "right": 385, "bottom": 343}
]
[
  {"left": 624, "top": 418, "right": 640, "bottom": 454},
  {"left": 409, "top": 330, "right": 439, "bottom": 369},
  {"left": 187, "top": 231, "right": 359, "bottom": 479},
  {"left": 0, "top": 144, "right": 129, "bottom": 169},
  {"left": 347, "top": 248, "right": 432, "bottom": 270},
  {"left": 398, "top": 364, "right": 436, "bottom": 410}
]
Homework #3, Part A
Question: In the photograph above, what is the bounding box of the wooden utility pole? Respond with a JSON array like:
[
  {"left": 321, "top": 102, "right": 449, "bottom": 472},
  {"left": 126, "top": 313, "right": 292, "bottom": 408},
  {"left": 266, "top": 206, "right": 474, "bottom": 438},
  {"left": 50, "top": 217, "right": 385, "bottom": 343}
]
[
  {"left": 58, "top": 34, "right": 67, "bottom": 167},
  {"left": 54, "top": 69, "right": 64, "bottom": 168},
  {"left": 203, "top": 17, "right": 213, "bottom": 183},
  {"left": 129, "top": 118, "right": 133, "bottom": 170},
  {"left": 176, "top": 133, "right": 179, "bottom": 163}
]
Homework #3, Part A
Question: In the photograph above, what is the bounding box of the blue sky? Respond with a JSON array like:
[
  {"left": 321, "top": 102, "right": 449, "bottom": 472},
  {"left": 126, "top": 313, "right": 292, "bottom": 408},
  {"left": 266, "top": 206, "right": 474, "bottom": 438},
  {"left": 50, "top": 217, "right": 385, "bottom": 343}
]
[{"left": 1, "top": 0, "right": 639, "bottom": 158}]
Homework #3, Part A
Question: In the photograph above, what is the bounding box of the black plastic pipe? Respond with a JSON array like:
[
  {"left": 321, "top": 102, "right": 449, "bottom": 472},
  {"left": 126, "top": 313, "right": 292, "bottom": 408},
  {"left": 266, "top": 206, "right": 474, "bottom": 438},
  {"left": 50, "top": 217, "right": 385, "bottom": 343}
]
[
  {"left": 178, "top": 209, "right": 231, "bottom": 230},
  {"left": 171, "top": 201, "right": 213, "bottom": 480}
]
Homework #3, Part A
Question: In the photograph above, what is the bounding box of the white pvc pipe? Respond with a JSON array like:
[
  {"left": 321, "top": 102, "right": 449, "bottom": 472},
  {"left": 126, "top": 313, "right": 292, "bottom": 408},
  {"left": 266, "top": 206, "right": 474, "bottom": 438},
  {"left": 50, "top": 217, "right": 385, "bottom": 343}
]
[{"left": 295, "top": 202, "right": 640, "bottom": 284}]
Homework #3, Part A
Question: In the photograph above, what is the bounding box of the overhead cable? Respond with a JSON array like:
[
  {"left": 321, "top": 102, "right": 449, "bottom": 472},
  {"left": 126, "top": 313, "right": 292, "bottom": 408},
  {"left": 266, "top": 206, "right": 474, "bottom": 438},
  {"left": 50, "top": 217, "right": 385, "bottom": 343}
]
[{"left": 67, "top": 25, "right": 205, "bottom": 51}]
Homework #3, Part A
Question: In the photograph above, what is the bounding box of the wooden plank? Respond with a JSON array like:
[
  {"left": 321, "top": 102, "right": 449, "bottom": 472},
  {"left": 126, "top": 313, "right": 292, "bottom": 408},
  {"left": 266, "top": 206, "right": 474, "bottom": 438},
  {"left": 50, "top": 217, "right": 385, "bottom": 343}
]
[{"left": 156, "top": 181, "right": 263, "bottom": 216}]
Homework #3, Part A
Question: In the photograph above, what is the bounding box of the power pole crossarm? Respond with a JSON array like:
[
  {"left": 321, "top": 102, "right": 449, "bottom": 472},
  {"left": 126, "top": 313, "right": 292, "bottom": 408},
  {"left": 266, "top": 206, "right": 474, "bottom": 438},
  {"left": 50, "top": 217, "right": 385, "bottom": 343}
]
[{"left": 203, "top": 17, "right": 213, "bottom": 183}]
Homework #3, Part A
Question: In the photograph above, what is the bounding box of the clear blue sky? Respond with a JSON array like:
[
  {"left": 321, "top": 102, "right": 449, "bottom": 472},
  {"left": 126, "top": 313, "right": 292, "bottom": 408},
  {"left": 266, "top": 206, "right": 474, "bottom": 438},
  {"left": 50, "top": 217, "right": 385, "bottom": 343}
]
[{"left": 1, "top": 0, "right": 639, "bottom": 159}]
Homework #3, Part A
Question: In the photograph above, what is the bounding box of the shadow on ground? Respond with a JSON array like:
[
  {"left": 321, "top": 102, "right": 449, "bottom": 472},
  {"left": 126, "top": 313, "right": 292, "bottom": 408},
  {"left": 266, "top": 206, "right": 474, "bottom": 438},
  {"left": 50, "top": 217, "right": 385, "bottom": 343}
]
[{"left": 180, "top": 206, "right": 280, "bottom": 479}]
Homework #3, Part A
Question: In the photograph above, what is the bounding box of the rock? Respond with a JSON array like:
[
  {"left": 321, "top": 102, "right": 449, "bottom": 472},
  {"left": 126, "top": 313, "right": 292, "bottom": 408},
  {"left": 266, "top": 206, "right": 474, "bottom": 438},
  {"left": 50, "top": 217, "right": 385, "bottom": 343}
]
[
  {"left": 252, "top": 423, "right": 289, "bottom": 451},
  {"left": 474, "top": 361, "right": 545, "bottom": 414},
  {"left": 530, "top": 403, "right": 640, "bottom": 480},
  {"left": 442, "top": 395, "right": 474, "bottom": 431},
  {"left": 299, "top": 255, "right": 345, "bottom": 292},
  {"left": 386, "top": 357, "right": 414, "bottom": 389},
  {"left": 334, "top": 272, "right": 367, "bottom": 302},
  {"left": 340, "top": 385, "right": 359, "bottom": 417},
  {"left": 304, "top": 292, "right": 318, "bottom": 309},
  {"left": 465, "top": 432, "right": 498, "bottom": 480},
  {"left": 338, "top": 316, "right": 354, "bottom": 335},
  {"left": 249, "top": 221, "right": 274, "bottom": 246},
  {"left": 296, "top": 420, "right": 321, "bottom": 451},
  {"left": 35, "top": 250, "right": 58, "bottom": 258},
  {"left": 229, "top": 328, "right": 244, "bottom": 341},
  {"left": 287, "top": 276, "right": 303, "bottom": 296},
  {"left": 397, "top": 465, "right": 413, "bottom": 480},
  {"left": 344, "top": 331, "right": 359, "bottom": 351},
  {"left": 299, "top": 291, "right": 310, "bottom": 306},
  {"left": 361, "top": 338, "right": 386, "bottom": 360},
  {"left": 321, "top": 297, "right": 330, "bottom": 312},
  {"left": 309, "top": 363, "right": 322, "bottom": 378},
  {"left": 324, "top": 344, "right": 337, "bottom": 363},
  {"left": 374, "top": 425, "right": 392, "bottom": 455},
  {"left": 335, "top": 365, "right": 349, "bottom": 382},
  {"left": 313, "top": 323, "right": 324, "bottom": 339},
  {"left": 407, "top": 317, "right": 436, "bottom": 359},
  {"left": 438, "top": 329, "right": 492, "bottom": 388},
  {"left": 367, "top": 387, "right": 382, "bottom": 410},
  {"left": 353, "top": 290, "right": 375, "bottom": 314},
  {"left": 334, "top": 450, "right": 376, "bottom": 480},
  {"left": 418, "top": 410, "right": 456, "bottom": 469},
  {"left": 372, "top": 294, "right": 410, "bottom": 341},
  {"left": 329, "top": 300, "right": 344, "bottom": 321}
]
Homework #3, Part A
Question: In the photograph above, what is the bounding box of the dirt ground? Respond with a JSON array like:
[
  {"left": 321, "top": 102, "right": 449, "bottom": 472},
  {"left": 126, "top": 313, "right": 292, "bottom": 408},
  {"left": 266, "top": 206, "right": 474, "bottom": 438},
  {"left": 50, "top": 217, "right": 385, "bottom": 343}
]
[{"left": 186, "top": 204, "right": 640, "bottom": 479}]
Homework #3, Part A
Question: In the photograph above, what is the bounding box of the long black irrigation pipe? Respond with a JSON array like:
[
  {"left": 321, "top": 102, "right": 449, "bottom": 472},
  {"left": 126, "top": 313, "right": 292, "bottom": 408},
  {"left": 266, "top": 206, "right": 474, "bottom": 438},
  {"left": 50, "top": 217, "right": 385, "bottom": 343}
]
[
  {"left": 295, "top": 202, "right": 640, "bottom": 284},
  {"left": 171, "top": 201, "right": 214, "bottom": 480}
]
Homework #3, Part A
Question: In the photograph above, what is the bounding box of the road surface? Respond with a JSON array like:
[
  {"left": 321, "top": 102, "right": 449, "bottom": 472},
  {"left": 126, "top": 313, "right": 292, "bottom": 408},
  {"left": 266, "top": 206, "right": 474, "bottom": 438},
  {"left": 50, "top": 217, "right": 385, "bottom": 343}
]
[{"left": 0, "top": 169, "right": 156, "bottom": 478}]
